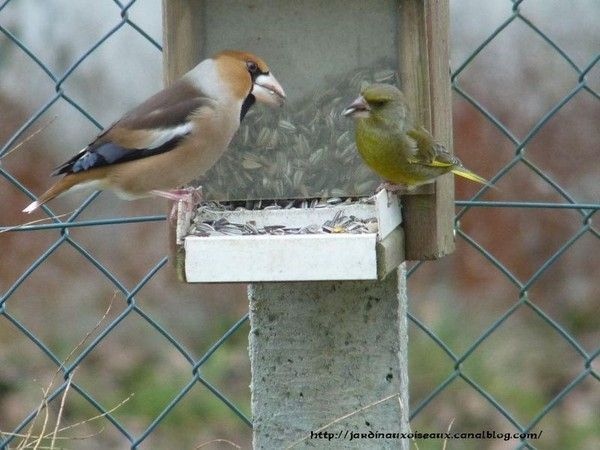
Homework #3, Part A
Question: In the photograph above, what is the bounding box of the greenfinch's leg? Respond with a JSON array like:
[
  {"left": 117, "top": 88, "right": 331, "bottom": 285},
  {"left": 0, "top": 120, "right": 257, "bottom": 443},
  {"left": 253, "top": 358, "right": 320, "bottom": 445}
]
[
  {"left": 375, "top": 182, "right": 412, "bottom": 206},
  {"left": 376, "top": 181, "right": 414, "bottom": 194}
]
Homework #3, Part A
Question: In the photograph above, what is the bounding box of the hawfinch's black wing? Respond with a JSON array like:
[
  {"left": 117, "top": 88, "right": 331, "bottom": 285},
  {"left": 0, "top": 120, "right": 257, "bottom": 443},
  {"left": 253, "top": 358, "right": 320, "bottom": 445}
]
[{"left": 53, "top": 79, "right": 212, "bottom": 176}]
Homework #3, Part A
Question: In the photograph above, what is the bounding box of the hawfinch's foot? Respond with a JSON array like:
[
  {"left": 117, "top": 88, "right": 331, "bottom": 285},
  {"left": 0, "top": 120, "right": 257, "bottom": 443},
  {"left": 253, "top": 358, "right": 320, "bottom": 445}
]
[{"left": 151, "top": 187, "right": 203, "bottom": 224}]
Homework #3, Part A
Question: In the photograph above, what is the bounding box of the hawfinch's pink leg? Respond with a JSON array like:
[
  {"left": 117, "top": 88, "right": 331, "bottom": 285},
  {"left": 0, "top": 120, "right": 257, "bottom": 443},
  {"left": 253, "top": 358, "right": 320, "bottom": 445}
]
[{"left": 151, "top": 187, "right": 203, "bottom": 223}]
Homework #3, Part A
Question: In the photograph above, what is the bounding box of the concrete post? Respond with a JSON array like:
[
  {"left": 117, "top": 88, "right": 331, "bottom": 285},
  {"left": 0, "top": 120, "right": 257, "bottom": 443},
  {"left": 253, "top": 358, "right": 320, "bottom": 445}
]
[{"left": 248, "top": 265, "right": 410, "bottom": 449}]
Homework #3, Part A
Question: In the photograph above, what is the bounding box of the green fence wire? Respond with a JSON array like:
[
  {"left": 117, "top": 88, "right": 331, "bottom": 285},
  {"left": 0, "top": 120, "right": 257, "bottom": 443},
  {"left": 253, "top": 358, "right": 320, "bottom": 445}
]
[{"left": 0, "top": 0, "right": 598, "bottom": 449}]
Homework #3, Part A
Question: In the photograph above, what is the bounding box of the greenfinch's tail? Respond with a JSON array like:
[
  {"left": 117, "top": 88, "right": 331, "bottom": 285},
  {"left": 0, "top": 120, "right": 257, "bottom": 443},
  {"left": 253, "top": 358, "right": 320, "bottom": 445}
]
[{"left": 451, "top": 167, "right": 488, "bottom": 185}]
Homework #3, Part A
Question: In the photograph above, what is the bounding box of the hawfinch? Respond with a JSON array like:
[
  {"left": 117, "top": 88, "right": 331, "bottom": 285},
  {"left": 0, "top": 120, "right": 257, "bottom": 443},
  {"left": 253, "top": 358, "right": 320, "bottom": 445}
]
[{"left": 23, "top": 50, "right": 286, "bottom": 213}]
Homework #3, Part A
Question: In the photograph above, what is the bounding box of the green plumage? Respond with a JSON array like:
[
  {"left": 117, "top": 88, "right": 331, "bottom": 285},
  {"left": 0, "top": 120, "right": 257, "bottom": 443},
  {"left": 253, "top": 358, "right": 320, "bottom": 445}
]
[{"left": 348, "top": 84, "right": 487, "bottom": 187}]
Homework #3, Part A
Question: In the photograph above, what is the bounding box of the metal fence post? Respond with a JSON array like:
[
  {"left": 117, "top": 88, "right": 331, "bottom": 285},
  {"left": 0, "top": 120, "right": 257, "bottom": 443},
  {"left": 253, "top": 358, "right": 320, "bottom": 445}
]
[{"left": 248, "top": 266, "right": 410, "bottom": 449}]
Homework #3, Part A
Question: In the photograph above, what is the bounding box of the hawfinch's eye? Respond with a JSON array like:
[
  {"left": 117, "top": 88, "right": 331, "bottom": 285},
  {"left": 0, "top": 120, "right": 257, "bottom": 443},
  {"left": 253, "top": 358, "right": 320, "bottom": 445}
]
[{"left": 246, "top": 61, "right": 259, "bottom": 73}]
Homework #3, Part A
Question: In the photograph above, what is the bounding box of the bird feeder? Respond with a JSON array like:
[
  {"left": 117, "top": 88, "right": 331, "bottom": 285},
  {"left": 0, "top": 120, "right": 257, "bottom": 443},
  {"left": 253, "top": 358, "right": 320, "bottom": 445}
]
[
  {"left": 163, "top": 1, "right": 452, "bottom": 448},
  {"left": 178, "top": 189, "right": 404, "bottom": 282}
]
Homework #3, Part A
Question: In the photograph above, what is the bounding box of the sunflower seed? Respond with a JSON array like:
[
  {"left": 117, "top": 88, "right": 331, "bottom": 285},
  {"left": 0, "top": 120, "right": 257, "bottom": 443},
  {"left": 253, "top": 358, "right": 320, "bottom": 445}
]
[
  {"left": 292, "top": 170, "right": 304, "bottom": 188},
  {"left": 374, "top": 69, "right": 396, "bottom": 82},
  {"left": 257, "top": 127, "right": 270, "bottom": 147},
  {"left": 268, "top": 130, "right": 279, "bottom": 149},
  {"left": 196, "top": 223, "right": 215, "bottom": 233},
  {"left": 242, "top": 157, "right": 262, "bottom": 169},
  {"left": 220, "top": 227, "right": 243, "bottom": 235},
  {"left": 278, "top": 119, "right": 297, "bottom": 132}
]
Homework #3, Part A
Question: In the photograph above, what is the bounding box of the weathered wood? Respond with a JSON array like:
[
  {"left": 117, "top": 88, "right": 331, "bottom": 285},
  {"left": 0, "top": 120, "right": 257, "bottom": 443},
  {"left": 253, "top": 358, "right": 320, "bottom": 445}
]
[
  {"left": 162, "top": 0, "right": 204, "bottom": 280},
  {"left": 399, "top": 0, "right": 455, "bottom": 260},
  {"left": 162, "top": 0, "right": 204, "bottom": 84},
  {"left": 377, "top": 226, "right": 405, "bottom": 280}
]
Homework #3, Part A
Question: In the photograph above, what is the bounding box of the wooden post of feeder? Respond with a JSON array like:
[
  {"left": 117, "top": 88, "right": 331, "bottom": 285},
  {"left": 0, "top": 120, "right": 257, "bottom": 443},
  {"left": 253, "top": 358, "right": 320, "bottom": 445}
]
[
  {"left": 399, "top": 0, "right": 455, "bottom": 260},
  {"left": 162, "top": 0, "right": 204, "bottom": 280}
]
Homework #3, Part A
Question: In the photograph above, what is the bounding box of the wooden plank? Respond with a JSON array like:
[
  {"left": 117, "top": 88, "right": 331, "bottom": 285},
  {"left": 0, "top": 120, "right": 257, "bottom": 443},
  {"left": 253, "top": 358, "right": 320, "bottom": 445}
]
[
  {"left": 372, "top": 190, "right": 403, "bottom": 239},
  {"left": 185, "top": 234, "right": 379, "bottom": 282},
  {"left": 162, "top": 0, "right": 204, "bottom": 281},
  {"left": 162, "top": 0, "right": 204, "bottom": 84},
  {"left": 398, "top": 0, "right": 455, "bottom": 260},
  {"left": 377, "top": 226, "right": 405, "bottom": 279}
]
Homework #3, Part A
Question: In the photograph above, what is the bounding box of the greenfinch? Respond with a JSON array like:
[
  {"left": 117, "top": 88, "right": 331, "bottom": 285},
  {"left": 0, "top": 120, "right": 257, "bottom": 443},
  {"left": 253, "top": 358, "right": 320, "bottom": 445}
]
[{"left": 342, "top": 83, "right": 486, "bottom": 190}]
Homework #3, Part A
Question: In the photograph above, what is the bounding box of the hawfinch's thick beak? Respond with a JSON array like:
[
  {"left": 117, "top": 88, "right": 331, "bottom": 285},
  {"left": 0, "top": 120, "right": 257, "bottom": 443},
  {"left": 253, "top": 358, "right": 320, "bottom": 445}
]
[
  {"left": 252, "top": 73, "right": 286, "bottom": 107},
  {"left": 342, "top": 95, "right": 370, "bottom": 118}
]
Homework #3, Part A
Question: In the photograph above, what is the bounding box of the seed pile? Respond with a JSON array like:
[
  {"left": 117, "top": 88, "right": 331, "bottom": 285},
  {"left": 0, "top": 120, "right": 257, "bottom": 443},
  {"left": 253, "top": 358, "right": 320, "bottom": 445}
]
[
  {"left": 196, "top": 64, "right": 398, "bottom": 200},
  {"left": 188, "top": 198, "right": 378, "bottom": 237}
]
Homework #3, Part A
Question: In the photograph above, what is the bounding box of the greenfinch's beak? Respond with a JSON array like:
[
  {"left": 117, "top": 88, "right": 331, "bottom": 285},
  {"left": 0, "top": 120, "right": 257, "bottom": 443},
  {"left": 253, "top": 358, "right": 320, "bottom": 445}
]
[{"left": 342, "top": 95, "right": 370, "bottom": 118}]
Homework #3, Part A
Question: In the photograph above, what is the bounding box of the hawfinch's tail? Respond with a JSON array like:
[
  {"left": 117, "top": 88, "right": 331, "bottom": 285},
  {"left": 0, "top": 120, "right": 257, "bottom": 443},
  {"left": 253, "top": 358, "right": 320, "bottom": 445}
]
[{"left": 23, "top": 175, "right": 84, "bottom": 213}]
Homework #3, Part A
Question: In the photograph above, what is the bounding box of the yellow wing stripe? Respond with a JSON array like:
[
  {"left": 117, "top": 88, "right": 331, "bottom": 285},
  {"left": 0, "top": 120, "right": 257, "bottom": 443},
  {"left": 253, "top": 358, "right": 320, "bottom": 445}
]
[{"left": 429, "top": 160, "right": 454, "bottom": 168}]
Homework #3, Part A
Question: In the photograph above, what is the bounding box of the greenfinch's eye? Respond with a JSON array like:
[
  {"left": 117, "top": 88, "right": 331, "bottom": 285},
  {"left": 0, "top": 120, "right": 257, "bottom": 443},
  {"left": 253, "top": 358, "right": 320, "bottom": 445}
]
[{"left": 369, "top": 99, "right": 387, "bottom": 107}]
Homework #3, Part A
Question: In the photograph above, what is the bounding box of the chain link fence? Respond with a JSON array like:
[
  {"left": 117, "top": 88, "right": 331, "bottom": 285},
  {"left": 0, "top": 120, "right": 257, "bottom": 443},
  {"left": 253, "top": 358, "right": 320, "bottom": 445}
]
[{"left": 1, "top": 1, "right": 598, "bottom": 449}]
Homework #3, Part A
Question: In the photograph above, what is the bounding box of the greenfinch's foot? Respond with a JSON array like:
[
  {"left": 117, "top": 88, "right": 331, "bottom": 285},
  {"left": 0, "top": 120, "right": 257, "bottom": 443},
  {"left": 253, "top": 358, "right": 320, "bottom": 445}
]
[
  {"left": 375, "top": 182, "right": 410, "bottom": 206},
  {"left": 376, "top": 182, "right": 413, "bottom": 194}
]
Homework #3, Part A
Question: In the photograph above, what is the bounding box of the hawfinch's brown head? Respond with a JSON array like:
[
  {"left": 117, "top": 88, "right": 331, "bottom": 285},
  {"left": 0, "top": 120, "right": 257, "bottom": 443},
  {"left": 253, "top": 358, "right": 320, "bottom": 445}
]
[{"left": 214, "top": 50, "right": 286, "bottom": 107}]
